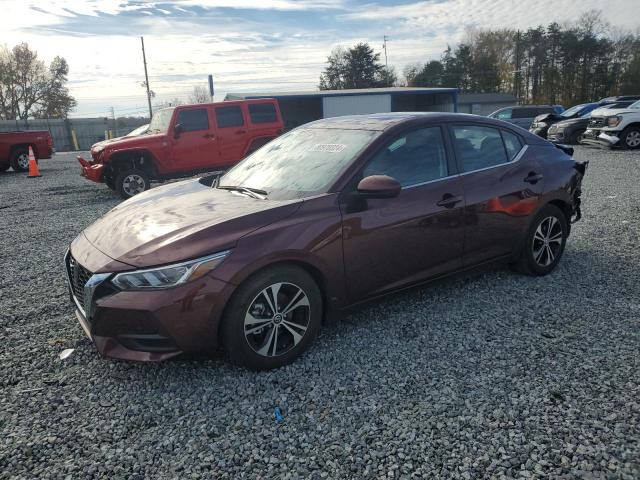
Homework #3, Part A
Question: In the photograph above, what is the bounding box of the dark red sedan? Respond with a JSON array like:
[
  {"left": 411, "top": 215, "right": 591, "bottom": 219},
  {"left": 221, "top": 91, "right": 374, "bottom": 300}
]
[{"left": 65, "top": 113, "right": 587, "bottom": 369}]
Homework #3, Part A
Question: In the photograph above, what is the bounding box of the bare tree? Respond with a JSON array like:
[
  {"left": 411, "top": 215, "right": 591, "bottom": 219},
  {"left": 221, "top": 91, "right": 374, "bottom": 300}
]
[{"left": 188, "top": 85, "right": 210, "bottom": 104}]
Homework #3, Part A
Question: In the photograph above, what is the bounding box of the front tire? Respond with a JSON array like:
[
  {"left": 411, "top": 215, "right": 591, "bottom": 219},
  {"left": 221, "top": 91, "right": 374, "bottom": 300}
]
[
  {"left": 514, "top": 204, "right": 568, "bottom": 276},
  {"left": 620, "top": 127, "right": 640, "bottom": 150},
  {"left": 115, "top": 168, "right": 149, "bottom": 199},
  {"left": 221, "top": 265, "right": 322, "bottom": 370},
  {"left": 10, "top": 148, "right": 30, "bottom": 172},
  {"left": 569, "top": 129, "right": 585, "bottom": 145}
]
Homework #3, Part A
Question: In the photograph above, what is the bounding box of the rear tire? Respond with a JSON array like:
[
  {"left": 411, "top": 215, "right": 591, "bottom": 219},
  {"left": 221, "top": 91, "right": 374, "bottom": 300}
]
[
  {"left": 115, "top": 168, "right": 149, "bottom": 199},
  {"left": 10, "top": 148, "right": 30, "bottom": 172},
  {"left": 513, "top": 204, "right": 568, "bottom": 276},
  {"left": 221, "top": 265, "right": 322, "bottom": 370},
  {"left": 620, "top": 127, "right": 640, "bottom": 150}
]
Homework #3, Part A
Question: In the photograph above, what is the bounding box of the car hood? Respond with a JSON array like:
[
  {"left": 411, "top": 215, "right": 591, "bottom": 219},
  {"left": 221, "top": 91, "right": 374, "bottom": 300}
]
[
  {"left": 82, "top": 179, "right": 302, "bottom": 268},
  {"left": 92, "top": 133, "right": 163, "bottom": 151},
  {"left": 555, "top": 117, "right": 588, "bottom": 127},
  {"left": 590, "top": 107, "right": 638, "bottom": 117},
  {"left": 534, "top": 113, "right": 565, "bottom": 123}
]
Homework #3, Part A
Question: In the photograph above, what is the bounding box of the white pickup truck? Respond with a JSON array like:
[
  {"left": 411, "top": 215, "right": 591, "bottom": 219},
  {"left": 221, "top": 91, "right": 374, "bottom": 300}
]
[{"left": 581, "top": 99, "right": 640, "bottom": 149}]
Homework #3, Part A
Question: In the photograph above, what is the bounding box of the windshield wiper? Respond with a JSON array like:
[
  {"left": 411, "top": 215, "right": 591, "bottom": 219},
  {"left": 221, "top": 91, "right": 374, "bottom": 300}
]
[{"left": 218, "top": 185, "right": 268, "bottom": 200}]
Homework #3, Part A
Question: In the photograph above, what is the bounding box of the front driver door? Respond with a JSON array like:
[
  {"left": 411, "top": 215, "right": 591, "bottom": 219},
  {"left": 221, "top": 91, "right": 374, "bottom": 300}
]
[
  {"left": 170, "top": 107, "right": 219, "bottom": 172},
  {"left": 340, "top": 125, "right": 465, "bottom": 302}
]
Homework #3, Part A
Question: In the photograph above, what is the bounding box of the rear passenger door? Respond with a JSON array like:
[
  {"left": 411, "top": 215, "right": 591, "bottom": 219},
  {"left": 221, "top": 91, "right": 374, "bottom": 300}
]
[
  {"left": 214, "top": 104, "right": 251, "bottom": 167},
  {"left": 449, "top": 124, "right": 544, "bottom": 265}
]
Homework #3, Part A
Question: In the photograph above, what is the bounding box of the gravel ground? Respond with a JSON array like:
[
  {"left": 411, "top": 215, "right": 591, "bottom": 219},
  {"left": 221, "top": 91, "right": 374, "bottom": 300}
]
[{"left": 0, "top": 148, "right": 639, "bottom": 479}]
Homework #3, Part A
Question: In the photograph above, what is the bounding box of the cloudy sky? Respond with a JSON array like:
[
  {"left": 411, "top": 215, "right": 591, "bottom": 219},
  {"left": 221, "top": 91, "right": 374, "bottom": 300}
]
[{"left": 1, "top": 0, "right": 638, "bottom": 118}]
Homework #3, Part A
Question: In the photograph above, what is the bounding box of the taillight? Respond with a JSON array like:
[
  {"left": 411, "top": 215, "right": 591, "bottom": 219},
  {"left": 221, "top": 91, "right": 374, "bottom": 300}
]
[{"left": 47, "top": 135, "right": 53, "bottom": 148}]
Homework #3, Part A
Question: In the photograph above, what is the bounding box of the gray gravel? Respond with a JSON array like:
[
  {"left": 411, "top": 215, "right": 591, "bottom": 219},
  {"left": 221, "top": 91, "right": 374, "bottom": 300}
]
[{"left": 1, "top": 148, "right": 639, "bottom": 479}]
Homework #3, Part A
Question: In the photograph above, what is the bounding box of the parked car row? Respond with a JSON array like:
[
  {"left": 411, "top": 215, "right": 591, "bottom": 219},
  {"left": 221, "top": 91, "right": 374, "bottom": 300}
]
[{"left": 491, "top": 95, "right": 640, "bottom": 150}]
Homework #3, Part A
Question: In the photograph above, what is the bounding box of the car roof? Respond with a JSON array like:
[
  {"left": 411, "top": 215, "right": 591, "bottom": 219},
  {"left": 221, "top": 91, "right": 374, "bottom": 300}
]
[{"left": 303, "top": 112, "right": 515, "bottom": 131}]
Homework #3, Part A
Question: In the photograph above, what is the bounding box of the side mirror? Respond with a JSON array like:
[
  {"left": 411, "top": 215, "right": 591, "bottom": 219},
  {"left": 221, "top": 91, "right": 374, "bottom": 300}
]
[
  {"left": 174, "top": 123, "right": 183, "bottom": 139},
  {"left": 356, "top": 175, "right": 401, "bottom": 199}
]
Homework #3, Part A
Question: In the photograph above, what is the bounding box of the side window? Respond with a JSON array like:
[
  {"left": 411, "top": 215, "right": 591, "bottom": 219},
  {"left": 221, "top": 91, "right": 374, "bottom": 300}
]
[
  {"left": 501, "top": 130, "right": 523, "bottom": 160},
  {"left": 215, "top": 106, "right": 244, "bottom": 128},
  {"left": 452, "top": 125, "right": 508, "bottom": 172},
  {"left": 176, "top": 108, "right": 209, "bottom": 132},
  {"left": 512, "top": 108, "right": 534, "bottom": 119},
  {"left": 363, "top": 126, "right": 448, "bottom": 187},
  {"left": 249, "top": 103, "right": 277, "bottom": 124},
  {"left": 495, "top": 108, "right": 512, "bottom": 120}
]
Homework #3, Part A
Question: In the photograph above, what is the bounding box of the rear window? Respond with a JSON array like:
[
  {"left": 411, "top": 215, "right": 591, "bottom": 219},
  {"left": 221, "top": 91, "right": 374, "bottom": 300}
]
[
  {"left": 501, "top": 130, "right": 523, "bottom": 160},
  {"left": 176, "top": 108, "right": 209, "bottom": 132},
  {"left": 512, "top": 108, "right": 536, "bottom": 118},
  {"left": 249, "top": 103, "right": 278, "bottom": 124},
  {"left": 215, "top": 106, "right": 244, "bottom": 128}
]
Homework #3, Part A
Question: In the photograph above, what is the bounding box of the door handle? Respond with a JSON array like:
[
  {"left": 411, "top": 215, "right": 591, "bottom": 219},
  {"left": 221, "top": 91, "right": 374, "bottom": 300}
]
[
  {"left": 235, "top": 130, "right": 246, "bottom": 135},
  {"left": 203, "top": 133, "right": 215, "bottom": 139},
  {"left": 436, "top": 194, "right": 463, "bottom": 208},
  {"left": 524, "top": 172, "right": 543, "bottom": 184}
]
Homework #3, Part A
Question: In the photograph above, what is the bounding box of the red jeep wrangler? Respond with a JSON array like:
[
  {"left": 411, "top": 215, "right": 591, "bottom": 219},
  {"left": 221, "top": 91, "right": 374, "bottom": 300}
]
[{"left": 78, "top": 98, "right": 283, "bottom": 198}]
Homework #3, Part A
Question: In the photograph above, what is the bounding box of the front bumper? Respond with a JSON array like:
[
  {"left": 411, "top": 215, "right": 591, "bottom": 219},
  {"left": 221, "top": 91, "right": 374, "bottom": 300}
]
[
  {"left": 65, "top": 247, "right": 235, "bottom": 361},
  {"left": 580, "top": 129, "right": 620, "bottom": 148},
  {"left": 77, "top": 156, "right": 104, "bottom": 183}
]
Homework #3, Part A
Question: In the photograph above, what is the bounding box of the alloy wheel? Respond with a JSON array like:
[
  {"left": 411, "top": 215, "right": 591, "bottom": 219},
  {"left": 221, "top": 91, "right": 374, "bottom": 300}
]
[
  {"left": 625, "top": 130, "right": 640, "bottom": 148},
  {"left": 122, "top": 174, "right": 146, "bottom": 196},
  {"left": 244, "top": 282, "right": 310, "bottom": 357},
  {"left": 17, "top": 153, "right": 29, "bottom": 169},
  {"left": 532, "top": 216, "right": 563, "bottom": 267}
]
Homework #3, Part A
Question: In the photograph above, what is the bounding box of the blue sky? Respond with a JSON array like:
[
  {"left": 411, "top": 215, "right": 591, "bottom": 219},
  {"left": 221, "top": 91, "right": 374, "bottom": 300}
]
[{"left": 1, "top": 0, "right": 638, "bottom": 117}]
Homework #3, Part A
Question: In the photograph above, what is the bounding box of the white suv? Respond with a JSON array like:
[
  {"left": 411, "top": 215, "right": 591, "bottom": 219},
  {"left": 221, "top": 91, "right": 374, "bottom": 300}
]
[{"left": 581, "top": 100, "right": 640, "bottom": 149}]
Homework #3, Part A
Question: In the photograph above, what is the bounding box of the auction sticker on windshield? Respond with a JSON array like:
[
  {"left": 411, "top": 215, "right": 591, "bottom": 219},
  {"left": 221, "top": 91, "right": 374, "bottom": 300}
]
[{"left": 309, "top": 144, "right": 346, "bottom": 153}]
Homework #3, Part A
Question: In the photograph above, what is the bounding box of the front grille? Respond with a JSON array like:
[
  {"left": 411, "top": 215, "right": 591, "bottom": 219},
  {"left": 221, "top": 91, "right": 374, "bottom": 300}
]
[
  {"left": 589, "top": 117, "right": 605, "bottom": 128},
  {"left": 67, "top": 255, "right": 93, "bottom": 306}
]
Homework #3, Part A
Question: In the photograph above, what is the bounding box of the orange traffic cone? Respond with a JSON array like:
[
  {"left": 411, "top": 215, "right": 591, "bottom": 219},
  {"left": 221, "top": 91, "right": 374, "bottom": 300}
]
[{"left": 27, "top": 146, "right": 41, "bottom": 178}]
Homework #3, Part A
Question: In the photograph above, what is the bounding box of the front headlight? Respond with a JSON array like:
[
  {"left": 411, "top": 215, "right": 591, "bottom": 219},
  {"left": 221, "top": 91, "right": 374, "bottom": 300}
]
[
  {"left": 606, "top": 116, "right": 622, "bottom": 127},
  {"left": 112, "top": 250, "right": 231, "bottom": 290}
]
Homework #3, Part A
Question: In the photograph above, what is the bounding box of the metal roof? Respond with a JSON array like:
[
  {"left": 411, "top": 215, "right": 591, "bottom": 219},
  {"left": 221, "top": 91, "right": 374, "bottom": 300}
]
[{"left": 225, "top": 87, "right": 458, "bottom": 100}]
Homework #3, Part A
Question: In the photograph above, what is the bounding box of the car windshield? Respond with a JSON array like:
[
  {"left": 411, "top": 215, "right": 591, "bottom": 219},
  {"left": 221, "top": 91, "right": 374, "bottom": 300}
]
[
  {"left": 148, "top": 108, "right": 174, "bottom": 133},
  {"left": 562, "top": 104, "right": 595, "bottom": 117},
  {"left": 219, "top": 127, "right": 379, "bottom": 200}
]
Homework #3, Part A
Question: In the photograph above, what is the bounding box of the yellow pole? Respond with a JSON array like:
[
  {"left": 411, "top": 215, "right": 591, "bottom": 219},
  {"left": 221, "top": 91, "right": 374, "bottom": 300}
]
[
  {"left": 109, "top": 130, "right": 114, "bottom": 139},
  {"left": 71, "top": 130, "right": 80, "bottom": 150}
]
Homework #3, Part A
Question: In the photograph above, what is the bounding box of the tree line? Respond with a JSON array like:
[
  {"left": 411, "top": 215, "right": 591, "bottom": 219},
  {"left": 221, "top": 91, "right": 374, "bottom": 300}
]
[
  {"left": 320, "top": 11, "right": 640, "bottom": 107},
  {"left": 0, "top": 43, "right": 76, "bottom": 120}
]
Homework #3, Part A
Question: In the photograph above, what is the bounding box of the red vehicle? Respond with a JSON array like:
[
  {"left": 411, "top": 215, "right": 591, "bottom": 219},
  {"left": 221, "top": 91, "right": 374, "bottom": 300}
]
[
  {"left": 78, "top": 99, "right": 283, "bottom": 198},
  {"left": 0, "top": 131, "right": 54, "bottom": 172},
  {"left": 65, "top": 113, "right": 587, "bottom": 369}
]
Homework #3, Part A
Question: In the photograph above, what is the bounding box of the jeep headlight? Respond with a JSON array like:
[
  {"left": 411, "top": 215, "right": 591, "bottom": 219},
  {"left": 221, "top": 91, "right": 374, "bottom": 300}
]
[
  {"left": 112, "top": 251, "right": 230, "bottom": 290},
  {"left": 606, "top": 116, "right": 622, "bottom": 127}
]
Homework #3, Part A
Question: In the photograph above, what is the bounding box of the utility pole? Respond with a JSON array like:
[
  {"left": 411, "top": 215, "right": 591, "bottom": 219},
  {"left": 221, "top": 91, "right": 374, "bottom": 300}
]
[
  {"left": 141, "top": 36, "right": 153, "bottom": 119},
  {"left": 382, "top": 35, "right": 389, "bottom": 68},
  {"left": 110, "top": 106, "right": 118, "bottom": 137},
  {"left": 514, "top": 30, "right": 521, "bottom": 102}
]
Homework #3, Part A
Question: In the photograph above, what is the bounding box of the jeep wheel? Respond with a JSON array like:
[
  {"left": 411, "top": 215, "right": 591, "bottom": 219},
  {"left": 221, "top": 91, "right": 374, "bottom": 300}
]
[
  {"left": 10, "top": 148, "right": 30, "bottom": 172},
  {"left": 115, "top": 168, "right": 149, "bottom": 199},
  {"left": 569, "top": 129, "right": 585, "bottom": 145},
  {"left": 620, "top": 127, "right": 640, "bottom": 150}
]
